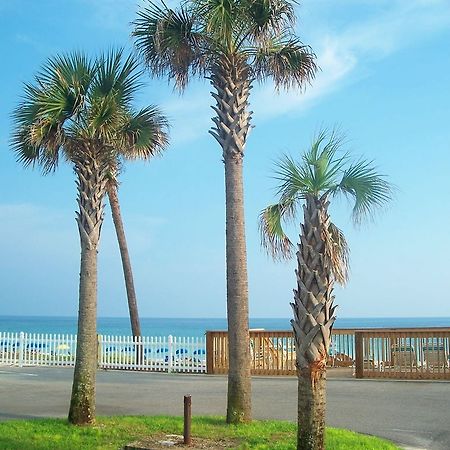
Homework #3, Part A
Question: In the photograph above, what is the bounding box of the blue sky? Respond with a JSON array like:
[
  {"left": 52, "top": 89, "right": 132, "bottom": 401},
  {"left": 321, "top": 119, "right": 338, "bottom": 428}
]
[{"left": 0, "top": 0, "right": 449, "bottom": 319}]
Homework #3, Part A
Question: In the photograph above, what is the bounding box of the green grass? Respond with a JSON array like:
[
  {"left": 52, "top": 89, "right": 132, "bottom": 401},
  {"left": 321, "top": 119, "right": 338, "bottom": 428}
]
[{"left": 0, "top": 416, "right": 400, "bottom": 450}]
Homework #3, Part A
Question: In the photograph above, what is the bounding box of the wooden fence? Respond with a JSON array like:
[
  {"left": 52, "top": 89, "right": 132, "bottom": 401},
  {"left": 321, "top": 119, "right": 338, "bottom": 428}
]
[
  {"left": 206, "top": 328, "right": 450, "bottom": 380},
  {"left": 206, "top": 329, "right": 356, "bottom": 375},
  {"left": 355, "top": 329, "right": 450, "bottom": 379},
  {"left": 3, "top": 328, "right": 449, "bottom": 379},
  {"left": 0, "top": 332, "right": 207, "bottom": 373}
]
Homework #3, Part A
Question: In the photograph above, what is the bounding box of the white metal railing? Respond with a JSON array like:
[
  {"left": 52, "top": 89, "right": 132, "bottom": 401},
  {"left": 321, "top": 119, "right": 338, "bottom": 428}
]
[{"left": 0, "top": 332, "right": 206, "bottom": 373}]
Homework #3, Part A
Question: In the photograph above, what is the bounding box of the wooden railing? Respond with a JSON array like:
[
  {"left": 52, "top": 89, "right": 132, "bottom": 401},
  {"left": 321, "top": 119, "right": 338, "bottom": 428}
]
[
  {"left": 206, "top": 328, "right": 450, "bottom": 380},
  {"left": 206, "top": 329, "right": 356, "bottom": 375},
  {"left": 355, "top": 328, "right": 450, "bottom": 379}
]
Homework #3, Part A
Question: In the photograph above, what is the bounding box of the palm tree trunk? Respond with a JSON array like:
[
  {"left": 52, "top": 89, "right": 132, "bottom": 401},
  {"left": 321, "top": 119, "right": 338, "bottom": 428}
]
[
  {"left": 69, "top": 150, "right": 108, "bottom": 425},
  {"left": 291, "top": 195, "right": 336, "bottom": 450},
  {"left": 107, "top": 181, "right": 142, "bottom": 338},
  {"left": 209, "top": 55, "right": 253, "bottom": 424},
  {"left": 224, "top": 153, "right": 251, "bottom": 423}
]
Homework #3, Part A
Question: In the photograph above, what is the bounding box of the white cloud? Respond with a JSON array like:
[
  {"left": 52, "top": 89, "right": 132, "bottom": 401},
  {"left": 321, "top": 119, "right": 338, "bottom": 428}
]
[
  {"left": 251, "top": 0, "right": 450, "bottom": 120},
  {"left": 251, "top": 41, "right": 357, "bottom": 122}
]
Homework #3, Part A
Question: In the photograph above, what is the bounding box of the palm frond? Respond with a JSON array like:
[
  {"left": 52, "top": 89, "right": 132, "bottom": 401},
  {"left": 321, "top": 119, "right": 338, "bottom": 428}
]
[
  {"left": 273, "top": 154, "right": 312, "bottom": 200},
  {"left": 92, "top": 49, "right": 143, "bottom": 107},
  {"left": 241, "top": 0, "right": 296, "bottom": 43},
  {"left": 302, "top": 129, "right": 349, "bottom": 194},
  {"left": 259, "top": 200, "right": 296, "bottom": 260},
  {"left": 118, "top": 106, "right": 170, "bottom": 159},
  {"left": 191, "top": 0, "right": 237, "bottom": 49},
  {"left": 11, "top": 80, "right": 69, "bottom": 174},
  {"left": 336, "top": 160, "right": 393, "bottom": 224},
  {"left": 133, "top": 2, "right": 205, "bottom": 89},
  {"left": 324, "top": 221, "right": 349, "bottom": 285},
  {"left": 36, "top": 52, "right": 93, "bottom": 120},
  {"left": 253, "top": 36, "right": 317, "bottom": 89}
]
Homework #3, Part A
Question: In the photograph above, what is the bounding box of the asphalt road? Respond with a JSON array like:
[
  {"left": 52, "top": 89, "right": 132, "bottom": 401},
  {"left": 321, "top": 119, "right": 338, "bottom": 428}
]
[{"left": 0, "top": 367, "right": 449, "bottom": 449}]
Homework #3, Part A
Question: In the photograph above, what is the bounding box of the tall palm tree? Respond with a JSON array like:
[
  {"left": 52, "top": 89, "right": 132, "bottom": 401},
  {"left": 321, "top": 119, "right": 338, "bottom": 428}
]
[
  {"left": 107, "top": 169, "right": 143, "bottom": 338},
  {"left": 133, "top": 0, "right": 317, "bottom": 423},
  {"left": 260, "top": 130, "right": 392, "bottom": 449},
  {"left": 107, "top": 108, "right": 167, "bottom": 339},
  {"left": 11, "top": 50, "right": 169, "bottom": 425}
]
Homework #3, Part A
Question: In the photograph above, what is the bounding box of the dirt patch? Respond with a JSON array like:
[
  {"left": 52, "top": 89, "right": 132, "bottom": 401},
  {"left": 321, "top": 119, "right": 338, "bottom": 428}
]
[{"left": 124, "top": 433, "right": 240, "bottom": 450}]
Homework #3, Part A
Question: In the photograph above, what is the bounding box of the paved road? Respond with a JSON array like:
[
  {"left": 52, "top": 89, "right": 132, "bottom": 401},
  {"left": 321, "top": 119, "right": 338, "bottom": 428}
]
[{"left": 0, "top": 367, "right": 449, "bottom": 449}]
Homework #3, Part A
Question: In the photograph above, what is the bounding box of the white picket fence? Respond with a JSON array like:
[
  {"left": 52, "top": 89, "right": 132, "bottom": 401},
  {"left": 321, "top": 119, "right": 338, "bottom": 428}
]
[{"left": 0, "top": 332, "right": 207, "bottom": 373}]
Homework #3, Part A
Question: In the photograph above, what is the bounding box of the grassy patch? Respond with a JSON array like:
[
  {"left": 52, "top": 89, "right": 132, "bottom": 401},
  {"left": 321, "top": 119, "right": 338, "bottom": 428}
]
[{"left": 0, "top": 416, "right": 400, "bottom": 449}]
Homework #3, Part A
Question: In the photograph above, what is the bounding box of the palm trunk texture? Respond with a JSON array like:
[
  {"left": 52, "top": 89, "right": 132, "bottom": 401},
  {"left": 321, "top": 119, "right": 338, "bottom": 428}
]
[
  {"left": 68, "top": 149, "right": 108, "bottom": 425},
  {"left": 209, "top": 55, "right": 253, "bottom": 423},
  {"left": 107, "top": 181, "right": 142, "bottom": 338},
  {"left": 291, "top": 195, "right": 336, "bottom": 450}
]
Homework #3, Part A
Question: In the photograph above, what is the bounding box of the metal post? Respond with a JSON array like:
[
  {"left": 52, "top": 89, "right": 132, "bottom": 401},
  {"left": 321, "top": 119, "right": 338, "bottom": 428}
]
[{"left": 184, "top": 394, "right": 192, "bottom": 445}]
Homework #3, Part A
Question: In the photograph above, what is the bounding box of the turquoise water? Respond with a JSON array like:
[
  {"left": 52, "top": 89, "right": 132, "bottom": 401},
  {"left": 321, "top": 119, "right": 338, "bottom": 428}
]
[{"left": 0, "top": 316, "right": 449, "bottom": 337}]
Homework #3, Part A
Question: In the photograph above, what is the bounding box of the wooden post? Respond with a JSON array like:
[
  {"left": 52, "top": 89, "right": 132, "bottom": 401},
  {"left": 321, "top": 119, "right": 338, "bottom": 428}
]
[
  {"left": 355, "top": 332, "right": 364, "bottom": 379},
  {"left": 184, "top": 394, "right": 192, "bottom": 446},
  {"left": 206, "top": 332, "right": 214, "bottom": 374}
]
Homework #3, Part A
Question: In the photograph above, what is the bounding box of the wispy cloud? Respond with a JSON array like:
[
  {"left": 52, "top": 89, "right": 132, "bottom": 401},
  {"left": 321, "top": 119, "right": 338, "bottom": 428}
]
[{"left": 252, "top": 0, "right": 450, "bottom": 120}]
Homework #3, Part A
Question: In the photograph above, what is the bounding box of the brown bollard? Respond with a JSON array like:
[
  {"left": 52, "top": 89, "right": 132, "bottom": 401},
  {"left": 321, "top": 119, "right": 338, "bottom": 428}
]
[{"left": 184, "top": 394, "right": 192, "bottom": 446}]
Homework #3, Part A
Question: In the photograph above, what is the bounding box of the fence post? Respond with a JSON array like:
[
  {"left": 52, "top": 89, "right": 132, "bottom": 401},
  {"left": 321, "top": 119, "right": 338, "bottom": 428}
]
[
  {"left": 183, "top": 394, "right": 192, "bottom": 445},
  {"left": 168, "top": 335, "right": 173, "bottom": 373},
  {"left": 97, "top": 334, "right": 102, "bottom": 368},
  {"left": 206, "top": 331, "right": 214, "bottom": 374},
  {"left": 18, "top": 332, "right": 24, "bottom": 368},
  {"left": 355, "top": 332, "right": 364, "bottom": 379}
]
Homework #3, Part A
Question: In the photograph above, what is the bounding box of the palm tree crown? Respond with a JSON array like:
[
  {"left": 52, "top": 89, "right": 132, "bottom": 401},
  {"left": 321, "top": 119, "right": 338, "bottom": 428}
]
[
  {"left": 12, "top": 49, "right": 168, "bottom": 172},
  {"left": 133, "top": 0, "right": 317, "bottom": 90},
  {"left": 260, "top": 130, "right": 392, "bottom": 282}
]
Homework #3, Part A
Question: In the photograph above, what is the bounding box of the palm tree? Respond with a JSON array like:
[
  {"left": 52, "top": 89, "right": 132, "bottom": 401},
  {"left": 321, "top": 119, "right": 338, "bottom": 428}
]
[
  {"left": 106, "top": 169, "right": 143, "bottom": 338},
  {"left": 133, "top": 0, "right": 317, "bottom": 423},
  {"left": 107, "top": 107, "right": 167, "bottom": 339},
  {"left": 11, "top": 50, "right": 169, "bottom": 425},
  {"left": 260, "top": 130, "right": 392, "bottom": 449}
]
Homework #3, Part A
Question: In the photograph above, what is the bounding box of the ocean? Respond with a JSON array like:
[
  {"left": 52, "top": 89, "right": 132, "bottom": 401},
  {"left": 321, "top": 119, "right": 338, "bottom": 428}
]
[{"left": 0, "top": 316, "right": 449, "bottom": 337}]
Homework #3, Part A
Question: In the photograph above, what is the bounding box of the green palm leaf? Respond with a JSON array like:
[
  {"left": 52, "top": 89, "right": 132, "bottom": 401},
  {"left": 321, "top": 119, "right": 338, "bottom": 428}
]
[
  {"left": 259, "top": 200, "right": 295, "bottom": 259},
  {"left": 337, "top": 160, "right": 392, "bottom": 224},
  {"left": 118, "top": 106, "right": 170, "bottom": 159},
  {"left": 241, "top": 0, "right": 295, "bottom": 43},
  {"left": 260, "top": 128, "right": 393, "bottom": 284},
  {"left": 133, "top": 3, "right": 205, "bottom": 89},
  {"left": 253, "top": 36, "right": 316, "bottom": 88}
]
